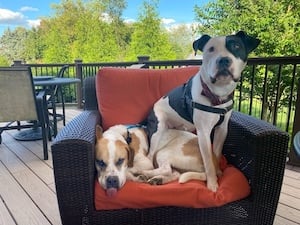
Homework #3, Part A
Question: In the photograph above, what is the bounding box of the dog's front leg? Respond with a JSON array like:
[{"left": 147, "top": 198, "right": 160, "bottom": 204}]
[
  {"left": 197, "top": 130, "right": 218, "bottom": 192},
  {"left": 148, "top": 122, "right": 168, "bottom": 159},
  {"left": 212, "top": 113, "right": 231, "bottom": 174}
]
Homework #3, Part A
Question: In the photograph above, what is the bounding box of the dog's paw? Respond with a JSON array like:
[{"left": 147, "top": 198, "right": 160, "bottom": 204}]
[
  {"left": 148, "top": 177, "right": 163, "bottom": 185},
  {"left": 136, "top": 174, "right": 148, "bottom": 182},
  {"left": 207, "top": 179, "right": 219, "bottom": 192},
  {"left": 217, "top": 169, "right": 223, "bottom": 178}
]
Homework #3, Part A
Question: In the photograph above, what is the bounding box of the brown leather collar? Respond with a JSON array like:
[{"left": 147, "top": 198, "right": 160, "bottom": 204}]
[{"left": 200, "top": 76, "right": 234, "bottom": 106}]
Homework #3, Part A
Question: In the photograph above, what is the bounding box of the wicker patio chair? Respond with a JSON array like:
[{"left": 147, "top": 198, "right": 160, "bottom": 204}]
[
  {"left": 52, "top": 67, "right": 289, "bottom": 225},
  {"left": 0, "top": 67, "right": 49, "bottom": 160}
]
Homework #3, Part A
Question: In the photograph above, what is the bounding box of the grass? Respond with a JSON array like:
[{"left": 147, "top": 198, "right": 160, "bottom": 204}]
[{"left": 234, "top": 96, "right": 295, "bottom": 134}]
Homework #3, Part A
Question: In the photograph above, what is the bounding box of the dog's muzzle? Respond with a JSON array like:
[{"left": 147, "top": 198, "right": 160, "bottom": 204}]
[
  {"left": 106, "top": 175, "right": 120, "bottom": 189},
  {"left": 217, "top": 56, "right": 232, "bottom": 68},
  {"left": 211, "top": 57, "right": 238, "bottom": 83}
]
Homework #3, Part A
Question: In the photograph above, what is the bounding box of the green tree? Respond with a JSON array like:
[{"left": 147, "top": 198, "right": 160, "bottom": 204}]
[
  {"left": 0, "top": 55, "right": 9, "bottom": 66},
  {"left": 194, "top": 0, "right": 300, "bottom": 123},
  {"left": 102, "top": 0, "right": 131, "bottom": 59},
  {"left": 0, "top": 27, "right": 28, "bottom": 63},
  {"left": 23, "top": 28, "right": 45, "bottom": 63},
  {"left": 40, "top": 0, "right": 123, "bottom": 63},
  {"left": 126, "top": 0, "right": 176, "bottom": 61},
  {"left": 194, "top": 0, "right": 299, "bottom": 56},
  {"left": 168, "top": 24, "right": 195, "bottom": 59}
]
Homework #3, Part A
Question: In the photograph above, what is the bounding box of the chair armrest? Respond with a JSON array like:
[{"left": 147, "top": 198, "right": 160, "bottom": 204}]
[
  {"left": 51, "top": 110, "right": 100, "bottom": 221},
  {"left": 223, "top": 111, "right": 289, "bottom": 207}
]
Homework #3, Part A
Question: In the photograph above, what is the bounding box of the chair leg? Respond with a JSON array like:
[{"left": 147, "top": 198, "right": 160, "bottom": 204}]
[
  {"left": 60, "top": 89, "right": 66, "bottom": 126},
  {"left": 41, "top": 122, "right": 48, "bottom": 160},
  {"left": 36, "top": 94, "right": 49, "bottom": 160},
  {"left": 50, "top": 90, "right": 58, "bottom": 137},
  {"left": 45, "top": 104, "right": 52, "bottom": 142}
]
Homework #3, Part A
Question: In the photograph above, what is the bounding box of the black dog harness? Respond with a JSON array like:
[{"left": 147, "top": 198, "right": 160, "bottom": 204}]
[
  {"left": 147, "top": 76, "right": 234, "bottom": 143},
  {"left": 177, "top": 76, "right": 234, "bottom": 141}
]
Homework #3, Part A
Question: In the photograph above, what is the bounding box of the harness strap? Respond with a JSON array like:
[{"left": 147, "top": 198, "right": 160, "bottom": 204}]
[
  {"left": 191, "top": 101, "right": 233, "bottom": 115},
  {"left": 191, "top": 101, "right": 234, "bottom": 142}
]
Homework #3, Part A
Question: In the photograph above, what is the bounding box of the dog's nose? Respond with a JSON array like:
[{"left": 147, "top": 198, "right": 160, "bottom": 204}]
[
  {"left": 106, "top": 176, "right": 119, "bottom": 189},
  {"left": 217, "top": 57, "right": 232, "bottom": 68}
]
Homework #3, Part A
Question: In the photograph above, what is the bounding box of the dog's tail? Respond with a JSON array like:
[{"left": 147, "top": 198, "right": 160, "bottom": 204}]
[{"left": 179, "top": 172, "right": 207, "bottom": 183}]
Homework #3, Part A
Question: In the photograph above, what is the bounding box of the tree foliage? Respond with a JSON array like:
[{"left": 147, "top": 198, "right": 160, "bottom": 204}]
[
  {"left": 0, "top": 28, "right": 28, "bottom": 62},
  {"left": 40, "top": 0, "right": 119, "bottom": 63},
  {"left": 0, "top": 0, "right": 193, "bottom": 64},
  {"left": 1, "top": 0, "right": 298, "bottom": 65},
  {"left": 194, "top": 0, "right": 299, "bottom": 56},
  {"left": 168, "top": 24, "right": 195, "bottom": 59},
  {"left": 126, "top": 0, "right": 176, "bottom": 60}
]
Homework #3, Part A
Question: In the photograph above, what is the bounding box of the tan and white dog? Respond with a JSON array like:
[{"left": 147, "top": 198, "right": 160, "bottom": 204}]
[
  {"left": 140, "top": 128, "right": 219, "bottom": 185},
  {"left": 146, "top": 31, "right": 260, "bottom": 192},
  {"left": 95, "top": 125, "right": 153, "bottom": 197},
  {"left": 96, "top": 124, "right": 218, "bottom": 190}
]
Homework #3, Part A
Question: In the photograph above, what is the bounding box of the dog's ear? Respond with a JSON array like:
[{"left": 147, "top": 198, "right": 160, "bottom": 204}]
[
  {"left": 193, "top": 34, "right": 211, "bottom": 55},
  {"left": 235, "top": 31, "right": 260, "bottom": 54},
  {"left": 95, "top": 125, "right": 103, "bottom": 140},
  {"left": 126, "top": 146, "right": 135, "bottom": 168}
]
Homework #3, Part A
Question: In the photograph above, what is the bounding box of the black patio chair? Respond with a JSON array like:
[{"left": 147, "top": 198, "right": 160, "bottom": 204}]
[{"left": 47, "top": 65, "right": 69, "bottom": 127}]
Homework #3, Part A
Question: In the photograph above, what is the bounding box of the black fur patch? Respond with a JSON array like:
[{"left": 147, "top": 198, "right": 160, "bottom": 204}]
[
  {"left": 146, "top": 109, "right": 159, "bottom": 140},
  {"left": 167, "top": 84, "right": 193, "bottom": 123},
  {"left": 226, "top": 31, "right": 260, "bottom": 61},
  {"left": 225, "top": 35, "right": 248, "bottom": 61}
]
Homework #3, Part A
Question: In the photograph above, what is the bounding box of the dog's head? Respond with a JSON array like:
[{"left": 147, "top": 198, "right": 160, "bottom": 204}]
[
  {"left": 95, "top": 125, "right": 134, "bottom": 197},
  {"left": 193, "top": 31, "right": 260, "bottom": 97}
]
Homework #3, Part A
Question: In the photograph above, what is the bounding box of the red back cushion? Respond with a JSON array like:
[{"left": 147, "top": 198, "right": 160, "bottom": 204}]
[{"left": 96, "top": 66, "right": 200, "bottom": 130}]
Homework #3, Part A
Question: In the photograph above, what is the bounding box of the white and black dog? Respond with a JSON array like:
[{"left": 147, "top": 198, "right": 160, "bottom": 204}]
[{"left": 146, "top": 31, "right": 260, "bottom": 192}]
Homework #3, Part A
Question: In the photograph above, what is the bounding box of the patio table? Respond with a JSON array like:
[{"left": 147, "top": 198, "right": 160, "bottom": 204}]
[{"left": 13, "top": 76, "right": 81, "bottom": 141}]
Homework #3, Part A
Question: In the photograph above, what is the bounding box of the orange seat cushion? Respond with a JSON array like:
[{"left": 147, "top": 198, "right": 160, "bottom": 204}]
[
  {"left": 94, "top": 157, "right": 250, "bottom": 210},
  {"left": 96, "top": 66, "right": 200, "bottom": 130}
]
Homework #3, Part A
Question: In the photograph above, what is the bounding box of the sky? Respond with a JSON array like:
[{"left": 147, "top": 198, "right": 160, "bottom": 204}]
[{"left": 0, "top": 0, "right": 208, "bottom": 36}]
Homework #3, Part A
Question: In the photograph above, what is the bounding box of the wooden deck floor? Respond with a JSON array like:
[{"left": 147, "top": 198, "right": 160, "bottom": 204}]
[{"left": 0, "top": 107, "right": 299, "bottom": 225}]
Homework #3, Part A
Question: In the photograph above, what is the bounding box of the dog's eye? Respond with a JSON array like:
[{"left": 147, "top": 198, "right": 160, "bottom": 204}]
[
  {"left": 230, "top": 42, "right": 241, "bottom": 50},
  {"left": 96, "top": 159, "right": 106, "bottom": 168},
  {"left": 116, "top": 158, "right": 125, "bottom": 166},
  {"left": 208, "top": 46, "right": 214, "bottom": 52}
]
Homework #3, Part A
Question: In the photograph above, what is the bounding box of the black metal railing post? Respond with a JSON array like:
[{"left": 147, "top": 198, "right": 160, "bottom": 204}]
[
  {"left": 137, "top": 55, "right": 150, "bottom": 68},
  {"left": 12, "top": 60, "right": 24, "bottom": 66},
  {"left": 74, "top": 59, "right": 83, "bottom": 109}
]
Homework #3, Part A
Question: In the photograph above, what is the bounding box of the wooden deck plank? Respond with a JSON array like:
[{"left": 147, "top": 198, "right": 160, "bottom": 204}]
[
  {"left": 0, "top": 162, "right": 52, "bottom": 225},
  {"left": 1, "top": 107, "right": 300, "bottom": 225},
  {"left": 0, "top": 196, "right": 16, "bottom": 225},
  {"left": 281, "top": 183, "right": 300, "bottom": 199},
  {"left": 1, "top": 132, "right": 55, "bottom": 185},
  {"left": 0, "top": 138, "right": 61, "bottom": 225},
  {"left": 279, "top": 193, "right": 300, "bottom": 211},
  {"left": 276, "top": 203, "right": 300, "bottom": 224},
  {"left": 274, "top": 215, "right": 299, "bottom": 225}
]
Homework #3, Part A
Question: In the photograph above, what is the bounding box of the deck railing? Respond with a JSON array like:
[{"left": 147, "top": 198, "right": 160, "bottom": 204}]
[{"left": 13, "top": 56, "right": 300, "bottom": 165}]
